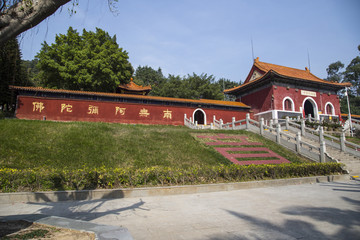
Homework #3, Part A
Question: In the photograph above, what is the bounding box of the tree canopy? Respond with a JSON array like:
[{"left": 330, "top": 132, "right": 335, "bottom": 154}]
[
  {"left": 326, "top": 45, "right": 360, "bottom": 115},
  {"left": 0, "top": 37, "right": 30, "bottom": 111},
  {"left": 134, "top": 65, "right": 238, "bottom": 101},
  {"left": 36, "top": 27, "right": 133, "bottom": 92}
]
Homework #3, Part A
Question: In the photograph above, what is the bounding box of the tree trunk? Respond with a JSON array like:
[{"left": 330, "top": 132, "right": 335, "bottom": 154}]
[{"left": 0, "top": 0, "right": 71, "bottom": 45}]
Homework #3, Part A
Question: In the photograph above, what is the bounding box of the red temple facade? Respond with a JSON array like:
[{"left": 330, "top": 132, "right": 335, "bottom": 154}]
[
  {"left": 10, "top": 86, "right": 250, "bottom": 126},
  {"left": 225, "top": 58, "right": 350, "bottom": 122}
]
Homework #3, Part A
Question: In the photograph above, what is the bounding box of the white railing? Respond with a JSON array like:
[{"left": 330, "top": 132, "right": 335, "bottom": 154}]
[
  {"left": 258, "top": 118, "right": 327, "bottom": 163},
  {"left": 184, "top": 114, "right": 213, "bottom": 129},
  {"left": 282, "top": 116, "right": 360, "bottom": 158}
]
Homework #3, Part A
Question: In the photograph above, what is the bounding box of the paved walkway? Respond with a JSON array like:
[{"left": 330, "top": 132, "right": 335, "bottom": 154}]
[{"left": 1, "top": 180, "right": 359, "bottom": 240}]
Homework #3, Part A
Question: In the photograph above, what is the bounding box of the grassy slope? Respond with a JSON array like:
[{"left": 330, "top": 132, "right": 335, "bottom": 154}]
[{"left": 0, "top": 119, "right": 309, "bottom": 170}]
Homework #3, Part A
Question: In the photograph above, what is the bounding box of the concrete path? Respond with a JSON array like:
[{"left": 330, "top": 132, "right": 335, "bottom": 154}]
[{"left": 1, "top": 180, "right": 360, "bottom": 240}]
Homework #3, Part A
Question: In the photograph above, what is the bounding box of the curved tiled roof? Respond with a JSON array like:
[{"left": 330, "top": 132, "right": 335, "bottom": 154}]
[
  {"left": 224, "top": 58, "right": 351, "bottom": 94},
  {"left": 117, "top": 78, "right": 151, "bottom": 92},
  {"left": 10, "top": 85, "right": 250, "bottom": 108}
]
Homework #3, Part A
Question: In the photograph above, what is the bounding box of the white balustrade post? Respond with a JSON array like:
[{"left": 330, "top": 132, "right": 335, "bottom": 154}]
[
  {"left": 269, "top": 119, "right": 273, "bottom": 132},
  {"left": 210, "top": 123, "right": 214, "bottom": 130},
  {"left": 260, "top": 118, "right": 264, "bottom": 135},
  {"left": 340, "top": 131, "right": 346, "bottom": 152},
  {"left": 246, "top": 113, "right": 250, "bottom": 129},
  {"left": 213, "top": 115, "right": 216, "bottom": 125},
  {"left": 220, "top": 119, "right": 223, "bottom": 130},
  {"left": 308, "top": 114, "right": 312, "bottom": 122},
  {"left": 276, "top": 124, "right": 281, "bottom": 144},
  {"left": 320, "top": 141, "right": 326, "bottom": 163},
  {"left": 285, "top": 116, "right": 289, "bottom": 130},
  {"left": 232, "top": 117, "right": 235, "bottom": 130},
  {"left": 296, "top": 132, "right": 301, "bottom": 153},
  {"left": 301, "top": 119, "right": 306, "bottom": 136},
  {"left": 319, "top": 126, "right": 324, "bottom": 142},
  {"left": 184, "top": 114, "right": 187, "bottom": 125}
]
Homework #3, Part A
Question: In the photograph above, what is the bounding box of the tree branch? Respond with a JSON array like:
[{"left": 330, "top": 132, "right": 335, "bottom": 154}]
[{"left": 0, "top": 0, "right": 71, "bottom": 45}]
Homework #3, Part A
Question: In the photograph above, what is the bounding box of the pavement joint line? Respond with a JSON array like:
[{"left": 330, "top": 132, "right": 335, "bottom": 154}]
[{"left": 0, "top": 174, "right": 350, "bottom": 204}]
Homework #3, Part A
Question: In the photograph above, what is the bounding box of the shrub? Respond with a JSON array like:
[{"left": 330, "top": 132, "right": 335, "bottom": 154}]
[
  {"left": 354, "top": 129, "right": 360, "bottom": 138},
  {"left": 0, "top": 163, "right": 344, "bottom": 193}
]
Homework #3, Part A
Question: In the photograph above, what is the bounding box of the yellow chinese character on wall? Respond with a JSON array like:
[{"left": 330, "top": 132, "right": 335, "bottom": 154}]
[
  {"left": 163, "top": 109, "right": 172, "bottom": 119},
  {"left": 87, "top": 105, "right": 99, "bottom": 115},
  {"left": 32, "top": 102, "right": 45, "bottom": 112},
  {"left": 61, "top": 104, "right": 73, "bottom": 113},
  {"left": 139, "top": 108, "right": 150, "bottom": 117},
  {"left": 115, "top": 107, "right": 126, "bottom": 116}
]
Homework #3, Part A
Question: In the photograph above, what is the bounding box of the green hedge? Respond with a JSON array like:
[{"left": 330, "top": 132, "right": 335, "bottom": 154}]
[{"left": 0, "top": 163, "right": 344, "bottom": 192}]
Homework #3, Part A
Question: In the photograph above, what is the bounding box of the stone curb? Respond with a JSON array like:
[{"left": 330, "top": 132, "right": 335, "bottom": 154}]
[
  {"left": 0, "top": 174, "right": 350, "bottom": 204},
  {"left": 0, "top": 215, "right": 133, "bottom": 240}
]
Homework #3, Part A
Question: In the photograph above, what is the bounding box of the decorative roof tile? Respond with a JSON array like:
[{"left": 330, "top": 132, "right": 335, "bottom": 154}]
[
  {"left": 224, "top": 58, "right": 351, "bottom": 94},
  {"left": 117, "top": 78, "right": 151, "bottom": 92}
]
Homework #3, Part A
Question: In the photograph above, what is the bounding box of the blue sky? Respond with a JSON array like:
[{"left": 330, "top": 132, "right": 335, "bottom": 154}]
[{"left": 19, "top": 0, "right": 360, "bottom": 84}]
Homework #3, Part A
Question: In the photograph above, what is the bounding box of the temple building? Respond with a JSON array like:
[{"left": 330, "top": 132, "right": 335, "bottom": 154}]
[{"left": 225, "top": 57, "right": 351, "bottom": 122}]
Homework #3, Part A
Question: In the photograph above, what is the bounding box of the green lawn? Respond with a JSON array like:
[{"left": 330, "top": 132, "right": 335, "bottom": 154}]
[{"left": 0, "top": 119, "right": 309, "bottom": 171}]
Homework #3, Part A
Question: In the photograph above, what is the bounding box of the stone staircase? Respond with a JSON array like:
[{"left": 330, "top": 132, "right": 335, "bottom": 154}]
[{"left": 284, "top": 129, "right": 360, "bottom": 175}]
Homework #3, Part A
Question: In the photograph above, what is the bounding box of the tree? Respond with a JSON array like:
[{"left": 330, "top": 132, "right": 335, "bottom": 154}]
[
  {"left": 0, "top": 0, "right": 71, "bottom": 45},
  {"left": 326, "top": 61, "right": 344, "bottom": 82},
  {"left": 327, "top": 45, "right": 360, "bottom": 115},
  {"left": 134, "top": 65, "right": 166, "bottom": 96},
  {"left": 144, "top": 73, "right": 225, "bottom": 100},
  {"left": 218, "top": 78, "right": 238, "bottom": 101},
  {"left": 343, "top": 45, "right": 360, "bottom": 96},
  {"left": 22, "top": 58, "right": 39, "bottom": 85},
  {"left": 36, "top": 27, "right": 133, "bottom": 92},
  {"left": 0, "top": 0, "right": 118, "bottom": 45},
  {"left": 185, "top": 73, "right": 223, "bottom": 100},
  {"left": 0, "top": 37, "right": 30, "bottom": 111},
  {"left": 340, "top": 95, "right": 360, "bottom": 115},
  {"left": 134, "top": 65, "right": 238, "bottom": 101}
]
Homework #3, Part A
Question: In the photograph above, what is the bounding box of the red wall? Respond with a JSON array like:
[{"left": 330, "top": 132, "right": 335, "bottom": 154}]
[
  {"left": 273, "top": 86, "right": 341, "bottom": 115},
  {"left": 16, "top": 96, "right": 249, "bottom": 125},
  {"left": 236, "top": 85, "right": 341, "bottom": 117},
  {"left": 240, "top": 86, "right": 273, "bottom": 114}
]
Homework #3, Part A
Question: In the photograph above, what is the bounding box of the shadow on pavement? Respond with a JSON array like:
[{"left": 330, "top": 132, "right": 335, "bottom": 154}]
[
  {"left": 215, "top": 194, "right": 360, "bottom": 240},
  {"left": 0, "top": 197, "right": 147, "bottom": 229}
]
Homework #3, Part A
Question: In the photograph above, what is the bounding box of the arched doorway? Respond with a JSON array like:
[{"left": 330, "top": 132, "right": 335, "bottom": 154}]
[
  {"left": 193, "top": 109, "right": 206, "bottom": 125},
  {"left": 303, "top": 97, "right": 318, "bottom": 119}
]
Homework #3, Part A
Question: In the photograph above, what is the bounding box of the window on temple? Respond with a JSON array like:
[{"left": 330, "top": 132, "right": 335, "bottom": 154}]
[
  {"left": 325, "top": 103, "right": 334, "bottom": 115},
  {"left": 284, "top": 98, "right": 293, "bottom": 111}
]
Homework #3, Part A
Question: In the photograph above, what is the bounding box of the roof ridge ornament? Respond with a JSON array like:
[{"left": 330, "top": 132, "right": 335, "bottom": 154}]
[
  {"left": 254, "top": 57, "right": 259, "bottom": 63},
  {"left": 305, "top": 67, "right": 310, "bottom": 72}
]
